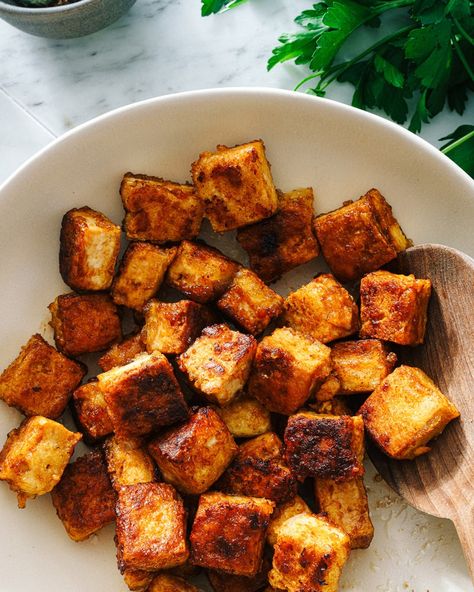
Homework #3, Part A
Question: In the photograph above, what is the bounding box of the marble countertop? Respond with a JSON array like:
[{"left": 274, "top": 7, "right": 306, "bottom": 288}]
[{"left": 0, "top": 2, "right": 473, "bottom": 591}]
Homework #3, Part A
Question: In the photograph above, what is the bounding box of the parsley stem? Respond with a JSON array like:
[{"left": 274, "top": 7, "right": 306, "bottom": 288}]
[
  {"left": 453, "top": 38, "right": 474, "bottom": 83},
  {"left": 453, "top": 17, "right": 474, "bottom": 46},
  {"left": 441, "top": 129, "right": 474, "bottom": 156}
]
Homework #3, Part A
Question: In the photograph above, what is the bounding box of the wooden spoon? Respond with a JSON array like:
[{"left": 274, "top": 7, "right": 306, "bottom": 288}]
[{"left": 367, "top": 244, "right": 474, "bottom": 579}]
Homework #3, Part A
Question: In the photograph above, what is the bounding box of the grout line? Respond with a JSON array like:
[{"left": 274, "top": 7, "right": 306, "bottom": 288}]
[{"left": 0, "top": 85, "right": 58, "bottom": 138}]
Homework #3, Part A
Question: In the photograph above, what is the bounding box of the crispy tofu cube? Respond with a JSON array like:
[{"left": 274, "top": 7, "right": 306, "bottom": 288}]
[
  {"left": 237, "top": 187, "right": 319, "bottom": 283},
  {"left": 282, "top": 274, "right": 359, "bottom": 344},
  {"left": 0, "top": 416, "right": 81, "bottom": 507},
  {"left": 190, "top": 492, "right": 274, "bottom": 577},
  {"left": 166, "top": 241, "right": 239, "bottom": 303},
  {"left": 51, "top": 449, "right": 116, "bottom": 541},
  {"left": 314, "top": 476, "right": 374, "bottom": 549},
  {"left": 312, "top": 372, "right": 341, "bottom": 402},
  {"left": 213, "top": 394, "right": 271, "bottom": 438},
  {"left": 112, "top": 243, "right": 177, "bottom": 311},
  {"left": 49, "top": 293, "right": 122, "bottom": 357},
  {"left": 116, "top": 482, "right": 189, "bottom": 572},
  {"left": 359, "top": 365, "right": 460, "bottom": 459},
  {"left": 72, "top": 380, "right": 113, "bottom": 442},
  {"left": 148, "top": 407, "right": 237, "bottom": 495},
  {"left": 121, "top": 173, "right": 204, "bottom": 242},
  {"left": 269, "top": 513, "right": 350, "bottom": 592},
  {"left": 122, "top": 568, "right": 155, "bottom": 592},
  {"left": 147, "top": 574, "right": 200, "bottom": 592},
  {"left": 103, "top": 435, "right": 156, "bottom": 491},
  {"left": 360, "top": 270, "right": 432, "bottom": 346},
  {"left": 191, "top": 140, "right": 278, "bottom": 232},
  {"left": 309, "top": 397, "right": 353, "bottom": 416},
  {"left": 0, "top": 334, "right": 85, "bottom": 419},
  {"left": 207, "top": 552, "right": 271, "bottom": 592},
  {"left": 266, "top": 495, "right": 311, "bottom": 547},
  {"left": 217, "top": 268, "right": 284, "bottom": 335},
  {"left": 99, "top": 352, "right": 188, "bottom": 439},
  {"left": 98, "top": 332, "right": 146, "bottom": 372},
  {"left": 59, "top": 206, "right": 121, "bottom": 292},
  {"left": 177, "top": 324, "right": 256, "bottom": 407},
  {"left": 217, "top": 432, "right": 296, "bottom": 504},
  {"left": 314, "top": 188, "right": 410, "bottom": 282},
  {"left": 248, "top": 327, "right": 332, "bottom": 415},
  {"left": 284, "top": 412, "right": 365, "bottom": 481},
  {"left": 142, "top": 299, "right": 215, "bottom": 355}
]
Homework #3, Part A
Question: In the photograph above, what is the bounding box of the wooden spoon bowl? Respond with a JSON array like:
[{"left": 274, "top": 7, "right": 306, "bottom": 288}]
[{"left": 367, "top": 244, "right": 474, "bottom": 578}]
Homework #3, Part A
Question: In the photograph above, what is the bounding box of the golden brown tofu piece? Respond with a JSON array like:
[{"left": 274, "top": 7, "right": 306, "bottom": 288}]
[
  {"left": 142, "top": 299, "right": 215, "bottom": 355},
  {"left": 116, "top": 482, "right": 189, "bottom": 572},
  {"left": 103, "top": 435, "right": 156, "bottom": 491},
  {"left": 248, "top": 327, "right": 332, "bottom": 415},
  {"left": 266, "top": 495, "right": 311, "bottom": 547},
  {"left": 148, "top": 574, "right": 200, "bottom": 592},
  {"left": 213, "top": 394, "right": 271, "bottom": 438},
  {"left": 99, "top": 352, "right": 188, "bottom": 439},
  {"left": 59, "top": 206, "right": 121, "bottom": 292},
  {"left": 72, "top": 379, "right": 113, "bottom": 442},
  {"left": 51, "top": 448, "right": 116, "bottom": 541},
  {"left": 178, "top": 324, "right": 257, "bottom": 407},
  {"left": 359, "top": 365, "right": 460, "bottom": 459},
  {"left": 309, "top": 397, "right": 352, "bottom": 416},
  {"left": 0, "top": 416, "right": 81, "bottom": 508},
  {"left": 269, "top": 513, "right": 350, "bottom": 592},
  {"left": 148, "top": 407, "right": 237, "bottom": 495},
  {"left": 314, "top": 188, "right": 410, "bottom": 282},
  {"left": 49, "top": 292, "right": 122, "bottom": 357},
  {"left": 282, "top": 274, "right": 359, "bottom": 344},
  {"left": 123, "top": 568, "right": 155, "bottom": 592},
  {"left": 237, "top": 187, "right": 319, "bottom": 283},
  {"left": 207, "top": 552, "right": 271, "bottom": 592},
  {"left": 284, "top": 412, "right": 365, "bottom": 481},
  {"left": 192, "top": 140, "right": 278, "bottom": 232},
  {"left": 98, "top": 332, "right": 146, "bottom": 372},
  {"left": 0, "top": 334, "right": 85, "bottom": 419},
  {"left": 121, "top": 173, "right": 204, "bottom": 243},
  {"left": 314, "top": 476, "right": 374, "bottom": 549},
  {"left": 360, "top": 270, "right": 432, "bottom": 346},
  {"left": 112, "top": 243, "right": 177, "bottom": 311},
  {"left": 166, "top": 241, "right": 239, "bottom": 303},
  {"left": 217, "top": 432, "right": 296, "bottom": 504},
  {"left": 190, "top": 492, "right": 274, "bottom": 577},
  {"left": 217, "top": 268, "right": 284, "bottom": 335}
]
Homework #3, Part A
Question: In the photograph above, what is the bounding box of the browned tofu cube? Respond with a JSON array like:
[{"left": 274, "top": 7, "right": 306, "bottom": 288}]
[
  {"left": 269, "top": 513, "right": 350, "bottom": 592},
  {"left": 59, "top": 206, "right": 121, "bottom": 292},
  {"left": 121, "top": 173, "right": 204, "bottom": 243},
  {"left": 98, "top": 332, "right": 146, "bottom": 372},
  {"left": 191, "top": 140, "right": 278, "bottom": 232},
  {"left": 213, "top": 394, "right": 271, "bottom": 438},
  {"left": 72, "top": 380, "right": 113, "bottom": 442},
  {"left": 116, "top": 482, "right": 189, "bottom": 571},
  {"left": 148, "top": 407, "right": 237, "bottom": 495},
  {"left": 142, "top": 299, "right": 214, "bottom": 355},
  {"left": 207, "top": 553, "right": 271, "bottom": 592},
  {"left": 166, "top": 241, "right": 239, "bottom": 303},
  {"left": 237, "top": 187, "right": 319, "bottom": 283},
  {"left": 148, "top": 574, "right": 200, "bottom": 592},
  {"left": 99, "top": 352, "right": 188, "bottom": 439},
  {"left": 359, "top": 365, "right": 460, "bottom": 459},
  {"left": 360, "top": 271, "right": 432, "bottom": 346},
  {"left": 284, "top": 412, "right": 365, "bottom": 481},
  {"left": 309, "top": 397, "right": 353, "bottom": 416},
  {"left": 0, "top": 334, "right": 85, "bottom": 419},
  {"left": 190, "top": 492, "right": 274, "bottom": 577},
  {"left": 51, "top": 448, "right": 116, "bottom": 541},
  {"left": 122, "top": 569, "right": 155, "bottom": 592},
  {"left": 217, "top": 268, "right": 284, "bottom": 335},
  {"left": 314, "top": 476, "right": 374, "bottom": 549},
  {"left": 282, "top": 274, "right": 359, "bottom": 344},
  {"left": 266, "top": 495, "right": 311, "bottom": 547},
  {"left": 112, "top": 243, "right": 177, "bottom": 311},
  {"left": 248, "top": 327, "right": 332, "bottom": 415},
  {"left": 217, "top": 432, "right": 296, "bottom": 504},
  {"left": 314, "top": 188, "right": 410, "bottom": 282},
  {"left": 312, "top": 372, "right": 342, "bottom": 402},
  {"left": 49, "top": 293, "right": 122, "bottom": 357},
  {"left": 178, "top": 324, "right": 256, "bottom": 407},
  {"left": 103, "top": 435, "right": 156, "bottom": 491},
  {"left": 0, "top": 416, "right": 81, "bottom": 508}
]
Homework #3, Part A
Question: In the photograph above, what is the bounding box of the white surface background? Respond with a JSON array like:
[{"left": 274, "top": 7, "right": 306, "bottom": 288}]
[{"left": 0, "top": 2, "right": 473, "bottom": 592}]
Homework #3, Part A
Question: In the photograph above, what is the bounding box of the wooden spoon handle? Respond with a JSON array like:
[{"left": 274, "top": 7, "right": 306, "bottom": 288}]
[{"left": 452, "top": 510, "right": 474, "bottom": 581}]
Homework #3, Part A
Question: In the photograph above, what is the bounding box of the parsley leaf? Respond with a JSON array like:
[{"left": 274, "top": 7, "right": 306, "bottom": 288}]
[
  {"left": 440, "top": 125, "right": 474, "bottom": 176},
  {"left": 201, "top": 0, "right": 249, "bottom": 16}
]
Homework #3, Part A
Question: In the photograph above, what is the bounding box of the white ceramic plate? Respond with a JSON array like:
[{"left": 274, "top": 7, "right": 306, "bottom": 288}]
[{"left": 0, "top": 88, "right": 473, "bottom": 592}]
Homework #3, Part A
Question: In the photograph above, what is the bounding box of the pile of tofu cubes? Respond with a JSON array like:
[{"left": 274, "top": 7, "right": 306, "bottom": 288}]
[{"left": 0, "top": 140, "right": 460, "bottom": 592}]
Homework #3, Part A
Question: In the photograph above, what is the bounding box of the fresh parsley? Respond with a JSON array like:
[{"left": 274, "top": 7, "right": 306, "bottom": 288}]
[
  {"left": 440, "top": 125, "right": 474, "bottom": 176},
  {"left": 201, "top": 0, "right": 249, "bottom": 16}
]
